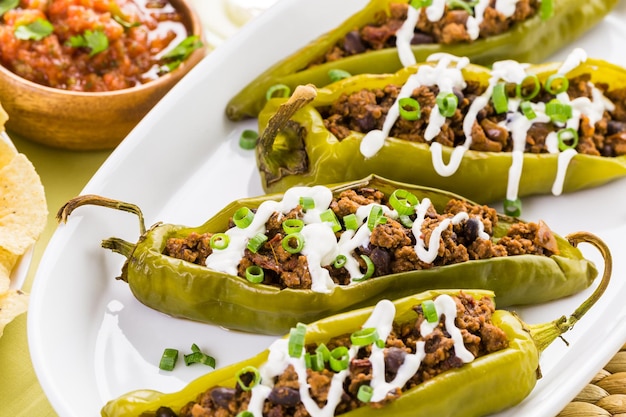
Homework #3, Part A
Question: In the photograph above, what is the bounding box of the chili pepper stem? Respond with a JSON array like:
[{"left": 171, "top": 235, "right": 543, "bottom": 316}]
[
  {"left": 258, "top": 84, "right": 317, "bottom": 151},
  {"left": 56, "top": 194, "right": 147, "bottom": 235},
  {"left": 528, "top": 231, "right": 612, "bottom": 353}
]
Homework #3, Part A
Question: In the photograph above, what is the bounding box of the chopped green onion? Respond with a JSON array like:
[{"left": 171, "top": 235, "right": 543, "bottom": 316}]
[
  {"left": 288, "top": 323, "right": 307, "bottom": 358},
  {"left": 282, "top": 218, "right": 304, "bottom": 234},
  {"left": 545, "top": 74, "right": 569, "bottom": 95},
  {"left": 398, "top": 97, "right": 421, "bottom": 121},
  {"left": 367, "top": 205, "right": 387, "bottom": 231},
  {"left": 236, "top": 366, "right": 261, "bottom": 391},
  {"left": 515, "top": 74, "right": 540, "bottom": 100},
  {"left": 210, "top": 233, "right": 230, "bottom": 250},
  {"left": 540, "top": 0, "right": 554, "bottom": 20},
  {"left": 159, "top": 348, "right": 178, "bottom": 371},
  {"left": 329, "top": 346, "right": 350, "bottom": 372},
  {"left": 410, "top": 0, "right": 433, "bottom": 7},
  {"left": 247, "top": 233, "right": 268, "bottom": 253},
  {"left": 436, "top": 92, "right": 459, "bottom": 118},
  {"left": 320, "top": 209, "right": 341, "bottom": 232},
  {"left": 399, "top": 214, "right": 414, "bottom": 228},
  {"left": 446, "top": 0, "right": 473, "bottom": 14},
  {"left": 343, "top": 214, "right": 359, "bottom": 230},
  {"left": 304, "top": 352, "right": 312, "bottom": 369},
  {"left": 233, "top": 207, "right": 254, "bottom": 228},
  {"left": 299, "top": 196, "right": 315, "bottom": 210},
  {"left": 334, "top": 254, "right": 347, "bottom": 268},
  {"left": 266, "top": 84, "right": 291, "bottom": 101},
  {"left": 15, "top": 18, "right": 54, "bottom": 41},
  {"left": 309, "top": 350, "right": 325, "bottom": 371},
  {"left": 557, "top": 128, "right": 579, "bottom": 151},
  {"left": 239, "top": 129, "right": 258, "bottom": 150},
  {"left": 236, "top": 412, "right": 254, "bottom": 417},
  {"left": 520, "top": 101, "right": 537, "bottom": 120},
  {"left": 389, "top": 189, "right": 418, "bottom": 216},
  {"left": 351, "top": 327, "right": 379, "bottom": 346},
  {"left": 328, "top": 68, "right": 352, "bottom": 82},
  {"left": 503, "top": 198, "right": 522, "bottom": 217},
  {"left": 357, "top": 385, "right": 374, "bottom": 402},
  {"left": 184, "top": 344, "right": 216, "bottom": 368},
  {"left": 282, "top": 233, "right": 304, "bottom": 254},
  {"left": 245, "top": 265, "right": 264, "bottom": 283},
  {"left": 545, "top": 99, "right": 572, "bottom": 123},
  {"left": 316, "top": 344, "right": 331, "bottom": 362},
  {"left": 422, "top": 300, "right": 438, "bottom": 323},
  {"left": 492, "top": 83, "right": 509, "bottom": 114},
  {"left": 353, "top": 254, "right": 375, "bottom": 281}
]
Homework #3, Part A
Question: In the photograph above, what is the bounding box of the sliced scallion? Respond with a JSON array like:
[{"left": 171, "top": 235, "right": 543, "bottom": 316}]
[
  {"left": 265, "top": 84, "right": 291, "bottom": 101},
  {"left": 557, "top": 127, "right": 579, "bottom": 151},
  {"left": 422, "top": 300, "right": 438, "bottom": 323},
  {"left": 436, "top": 92, "right": 459, "bottom": 118},
  {"left": 350, "top": 327, "right": 379, "bottom": 346},
  {"left": 333, "top": 254, "right": 347, "bottom": 268},
  {"left": 184, "top": 344, "right": 216, "bottom": 368},
  {"left": 398, "top": 97, "right": 421, "bottom": 121},
  {"left": 367, "top": 205, "right": 387, "bottom": 231},
  {"left": 236, "top": 412, "right": 254, "bottom": 417},
  {"left": 233, "top": 207, "right": 254, "bottom": 228},
  {"left": 357, "top": 385, "right": 374, "bottom": 402},
  {"left": 288, "top": 323, "right": 307, "bottom": 358},
  {"left": 236, "top": 366, "right": 261, "bottom": 391},
  {"left": 520, "top": 101, "right": 537, "bottom": 120},
  {"left": 300, "top": 196, "right": 315, "bottom": 210},
  {"left": 159, "top": 348, "right": 178, "bottom": 371},
  {"left": 492, "top": 83, "right": 508, "bottom": 114},
  {"left": 389, "top": 189, "right": 418, "bottom": 216},
  {"left": 503, "top": 198, "right": 522, "bottom": 217},
  {"left": 245, "top": 265, "right": 264, "bottom": 283},
  {"left": 209, "top": 233, "right": 230, "bottom": 250},
  {"left": 282, "top": 233, "right": 304, "bottom": 254},
  {"left": 328, "top": 68, "right": 352, "bottom": 83},
  {"left": 353, "top": 254, "right": 375, "bottom": 281},
  {"left": 545, "top": 99, "right": 572, "bottom": 123},
  {"left": 239, "top": 129, "right": 258, "bottom": 150},
  {"left": 545, "top": 74, "right": 569, "bottom": 95},
  {"left": 320, "top": 209, "right": 341, "bottom": 232},
  {"left": 329, "top": 346, "right": 350, "bottom": 372},
  {"left": 343, "top": 213, "right": 359, "bottom": 230},
  {"left": 282, "top": 218, "right": 304, "bottom": 234},
  {"left": 540, "top": 0, "right": 554, "bottom": 20},
  {"left": 247, "top": 233, "right": 268, "bottom": 253},
  {"left": 515, "top": 74, "right": 540, "bottom": 100}
]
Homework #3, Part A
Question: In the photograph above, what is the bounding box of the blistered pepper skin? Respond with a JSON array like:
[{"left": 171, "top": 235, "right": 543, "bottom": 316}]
[
  {"left": 98, "top": 176, "right": 597, "bottom": 335},
  {"left": 100, "top": 290, "right": 539, "bottom": 417},
  {"left": 256, "top": 60, "right": 626, "bottom": 204},
  {"left": 226, "top": 0, "right": 619, "bottom": 121}
]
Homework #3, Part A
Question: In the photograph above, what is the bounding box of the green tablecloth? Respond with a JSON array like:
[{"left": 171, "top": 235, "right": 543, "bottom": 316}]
[{"left": 0, "top": 134, "right": 111, "bottom": 417}]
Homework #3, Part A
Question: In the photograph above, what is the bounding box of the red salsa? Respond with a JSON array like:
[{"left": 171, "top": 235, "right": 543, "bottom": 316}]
[{"left": 0, "top": 0, "right": 197, "bottom": 91}]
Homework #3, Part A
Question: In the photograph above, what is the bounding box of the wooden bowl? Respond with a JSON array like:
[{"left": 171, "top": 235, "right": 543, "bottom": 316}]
[{"left": 0, "top": 0, "right": 207, "bottom": 151}]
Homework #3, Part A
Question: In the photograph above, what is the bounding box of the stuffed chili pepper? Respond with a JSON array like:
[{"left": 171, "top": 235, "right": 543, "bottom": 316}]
[
  {"left": 57, "top": 176, "right": 604, "bottom": 335},
  {"left": 256, "top": 50, "right": 626, "bottom": 209},
  {"left": 225, "top": 0, "right": 618, "bottom": 120},
  {"left": 100, "top": 254, "right": 611, "bottom": 417}
]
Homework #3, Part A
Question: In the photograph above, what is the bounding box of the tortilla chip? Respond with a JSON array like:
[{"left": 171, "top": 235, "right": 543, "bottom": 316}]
[
  {"left": 0, "top": 132, "right": 17, "bottom": 169},
  {"left": 0, "top": 154, "right": 47, "bottom": 256},
  {"left": 0, "top": 248, "right": 18, "bottom": 294},
  {"left": 0, "top": 289, "right": 29, "bottom": 337}
]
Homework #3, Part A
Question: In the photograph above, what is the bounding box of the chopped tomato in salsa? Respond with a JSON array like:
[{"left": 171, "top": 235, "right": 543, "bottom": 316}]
[{"left": 0, "top": 0, "right": 189, "bottom": 91}]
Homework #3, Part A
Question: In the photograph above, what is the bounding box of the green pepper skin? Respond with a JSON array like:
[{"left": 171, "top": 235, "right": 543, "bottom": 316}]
[
  {"left": 100, "top": 290, "right": 539, "bottom": 417},
  {"left": 226, "top": 0, "right": 619, "bottom": 120},
  {"left": 256, "top": 60, "right": 626, "bottom": 204},
  {"left": 106, "top": 176, "right": 596, "bottom": 335}
]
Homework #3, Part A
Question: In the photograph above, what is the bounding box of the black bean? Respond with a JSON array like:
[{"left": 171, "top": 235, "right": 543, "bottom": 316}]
[
  {"left": 463, "top": 218, "right": 482, "bottom": 242},
  {"left": 155, "top": 407, "right": 177, "bottom": 417},
  {"left": 384, "top": 347, "right": 407, "bottom": 376},
  {"left": 210, "top": 387, "right": 236, "bottom": 408},
  {"left": 343, "top": 31, "right": 366, "bottom": 55},
  {"left": 268, "top": 386, "right": 301, "bottom": 406}
]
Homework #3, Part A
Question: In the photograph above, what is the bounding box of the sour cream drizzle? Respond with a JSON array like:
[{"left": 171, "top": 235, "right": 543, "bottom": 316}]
[
  {"left": 204, "top": 187, "right": 488, "bottom": 293},
  {"left": 360, "top": 47, "right": 615, "bottom": 203},
  {"left": 246, "top": 296, "right": 471, "bottom": 416}
]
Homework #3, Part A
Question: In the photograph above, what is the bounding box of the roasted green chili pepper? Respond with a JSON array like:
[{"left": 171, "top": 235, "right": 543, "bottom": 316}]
[
  {"left": 256, "top": 57, "right": 626, "bottom": 204},
  {"left": 57, "top": 176, "right": 604, "bottom": 335},
  {"left": 100, "top": 255, "right": 611, "bottom": 417},
  {"left": 225, "top": 0, "right": 618, "bottom": 120}
]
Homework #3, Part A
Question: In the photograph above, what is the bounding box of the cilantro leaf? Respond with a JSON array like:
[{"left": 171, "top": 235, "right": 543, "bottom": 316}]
[
  {"left": 159, "top": 35, "right": 203, "bottom": 74},
  {"left": 14, "top": 18, "right": 54, "bottom": 41},
  {"left": 0, "top": 0, "right": 19, "bottom": 17},
  {"left": 68, "top": 29, "right": 109, "bottom": 56}
]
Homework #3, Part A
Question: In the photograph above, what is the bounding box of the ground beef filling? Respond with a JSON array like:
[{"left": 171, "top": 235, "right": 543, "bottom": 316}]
[
  {"left": 155, "top": 293, "right": 508, "bottom": 417},
  {"left": 310, "top": 1, "right": 539, "bottom": 66},
  {"left": 163, "top": 186, "right": 559, "bottom": 290},
  {"left": 319, "top": 75, "right": 626, "bottom": 157}
]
